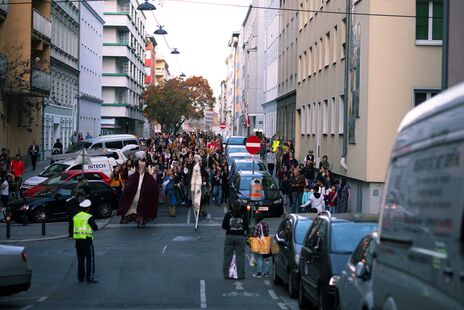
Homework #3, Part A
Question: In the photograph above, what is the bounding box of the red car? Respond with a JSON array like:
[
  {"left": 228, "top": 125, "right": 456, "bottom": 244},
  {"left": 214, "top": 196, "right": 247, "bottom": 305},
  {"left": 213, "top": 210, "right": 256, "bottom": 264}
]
[{"left": 23, "top": 171, "right": 111, "bottom": 198}]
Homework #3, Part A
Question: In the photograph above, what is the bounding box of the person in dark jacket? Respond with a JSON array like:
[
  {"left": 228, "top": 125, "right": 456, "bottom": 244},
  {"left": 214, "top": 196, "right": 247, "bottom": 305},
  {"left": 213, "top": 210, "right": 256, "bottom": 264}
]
[{"left": 222, "top": 201, "right": 249, "bottom": 280}]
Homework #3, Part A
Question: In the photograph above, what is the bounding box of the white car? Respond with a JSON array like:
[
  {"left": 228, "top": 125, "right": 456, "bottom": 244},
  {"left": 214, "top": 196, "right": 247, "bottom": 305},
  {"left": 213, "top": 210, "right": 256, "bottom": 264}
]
[{"left": 0, "top": 245, "right": 32, "bottom": 296}]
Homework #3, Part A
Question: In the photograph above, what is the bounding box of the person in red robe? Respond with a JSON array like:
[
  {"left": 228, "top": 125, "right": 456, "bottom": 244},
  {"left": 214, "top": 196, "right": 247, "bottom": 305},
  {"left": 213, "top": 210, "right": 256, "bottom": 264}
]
[{"left": 118, "top": 159, "right": 159, "bottom": 227}]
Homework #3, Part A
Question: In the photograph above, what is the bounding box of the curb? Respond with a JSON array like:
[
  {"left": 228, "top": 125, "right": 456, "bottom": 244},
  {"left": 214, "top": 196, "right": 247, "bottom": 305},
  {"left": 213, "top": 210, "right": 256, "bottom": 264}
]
[{"left": 0, "top": 218, "right": 112, "bottom": 243}]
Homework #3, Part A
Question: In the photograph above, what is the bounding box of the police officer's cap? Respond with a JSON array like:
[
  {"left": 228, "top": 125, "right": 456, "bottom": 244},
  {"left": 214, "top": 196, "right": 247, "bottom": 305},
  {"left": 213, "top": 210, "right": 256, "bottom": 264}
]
[{"left": 79, "top": 199, "right": 92, "bottom": 208}]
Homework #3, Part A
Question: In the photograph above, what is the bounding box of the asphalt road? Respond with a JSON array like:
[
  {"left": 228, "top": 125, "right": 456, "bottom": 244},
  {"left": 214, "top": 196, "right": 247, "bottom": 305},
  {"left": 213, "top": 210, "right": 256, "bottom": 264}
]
[{"left": 0, "top": 202, "right": 298, "bottom": 310}]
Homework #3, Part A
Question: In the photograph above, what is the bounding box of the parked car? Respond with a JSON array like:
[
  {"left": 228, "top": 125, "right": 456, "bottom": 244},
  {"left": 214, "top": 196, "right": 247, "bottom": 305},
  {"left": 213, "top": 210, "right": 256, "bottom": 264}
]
[
  {"left": 373, "top": 82, "right": 464, "bottom": 309},
  {"left": 227, "top": 152, "right": 253, "bottom": 169},
  {"left": 11, "top": 180, "right": 117, "bottom": 223},
  {"left": 228, "top": 170, "right": 283, "bottom": 217},
  {"left": 337, "top": 232, "right": 377, "bottom": 310},
  {"left": 225, "top": 145, "right": 248, "bottom": 157},
  {"left": 271, "top": 214, "right": 315, "bottom": 298},
  {"left": 23, "top": 170, "right": 110, "bottom": 197},
  {"left": 224, "top": 135, "right": 246, "bottom": 148},
  {"left": 65, "top": 134, "right": 140, "bottom": 153},
  {"left": 21, "top": 154, "right": 120, "bottom": 191},
  {"left": 0, "top": 245, "right": 32, "bottom": 296},
  {"left": 298, "top": 212, "right": 378, "bottom": 309},
  {"left": 229, "top": 158, "right": 266, "bottom": 180}
]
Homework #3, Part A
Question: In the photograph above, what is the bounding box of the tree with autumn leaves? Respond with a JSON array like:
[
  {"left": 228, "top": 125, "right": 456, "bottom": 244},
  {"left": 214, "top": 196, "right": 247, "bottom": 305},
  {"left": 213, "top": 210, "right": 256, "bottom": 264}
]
[{"left": 144, "top": 76, "right": 215, "bottom": 133}]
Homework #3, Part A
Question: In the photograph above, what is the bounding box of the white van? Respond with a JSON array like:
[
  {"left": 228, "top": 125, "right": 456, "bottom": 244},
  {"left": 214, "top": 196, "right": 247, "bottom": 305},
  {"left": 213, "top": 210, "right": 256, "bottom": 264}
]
[
  {"left": 65, "top": 134, "right": 140, "bottom": 153},
  {"left": 21, "top": 156, "right": 118, "bottom": 191},
  {"left": 373, "top": 83, "right": 464, "bottom": 309}
]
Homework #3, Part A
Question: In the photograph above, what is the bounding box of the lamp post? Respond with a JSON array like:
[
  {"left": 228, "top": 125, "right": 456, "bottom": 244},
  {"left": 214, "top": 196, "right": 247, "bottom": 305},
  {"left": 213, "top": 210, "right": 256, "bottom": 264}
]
[
  {"left": 137, "top": 0, "right": 156, "bottom": 11},
  {"left": 154, "top": 25, "right": 168, "bottom": 35}
]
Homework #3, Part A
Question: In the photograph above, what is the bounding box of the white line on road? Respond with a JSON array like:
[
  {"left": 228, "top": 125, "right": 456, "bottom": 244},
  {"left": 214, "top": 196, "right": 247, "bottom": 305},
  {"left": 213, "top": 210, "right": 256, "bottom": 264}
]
[
  {"left": 162, "top": 245, "right": 168, "bottom": 255},
  {"left": 106, "top": 223, "right": 221, "bottom": 228},
  {"left": 0, "top": 296, "right": 45, "bottom": 302},
  {"left": 264, "top": 280, "right": 271, "bottom": 286},
  {"left": 200, "top": 280, "right": 207, "bottom": 309},
  {"left": 187, "top": 208, "right": 191, "bottom": 224},
  {"left": 277, "top": 302, "right": 289, "bottom": 309},
  {"left": 19, "top": 306, "right": 33, "bottom": 310},
  {"left": 268, "top": 289, "right": 279, "bottom": 300},
  {"left": 37, "top": 297, "right": 48, "bottom": 302}
]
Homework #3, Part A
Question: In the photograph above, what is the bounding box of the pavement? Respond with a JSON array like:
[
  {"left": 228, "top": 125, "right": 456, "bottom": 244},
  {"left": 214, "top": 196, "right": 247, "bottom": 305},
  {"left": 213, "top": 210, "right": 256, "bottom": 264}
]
[{"left": 0, "top": 201, "right": 297, "bottom": 310}]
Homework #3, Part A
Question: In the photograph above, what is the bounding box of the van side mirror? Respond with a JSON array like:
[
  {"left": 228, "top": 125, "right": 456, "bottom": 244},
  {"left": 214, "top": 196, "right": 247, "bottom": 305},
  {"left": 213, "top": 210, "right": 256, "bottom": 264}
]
[{"left": 355, "top": 262, "right": 369, "bottom": 280}]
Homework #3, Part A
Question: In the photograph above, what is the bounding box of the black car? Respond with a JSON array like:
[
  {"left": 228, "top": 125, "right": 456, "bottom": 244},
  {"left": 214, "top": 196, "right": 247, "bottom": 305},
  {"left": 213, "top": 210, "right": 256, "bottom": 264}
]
[
  {"left": 271, "top": 214, "right": 315, "bottom": 298},
  {"left": 229, "top": 158, "right": 266, "bottom": 181},
  {"left": 10, "top": 180, "right": 117, "bottom": 223},
  {"left": 298, "top": 212, "right": 378, "bottom": 309},
  {"left": 228, "top": 170, "right": 283, "bottom": 217}
]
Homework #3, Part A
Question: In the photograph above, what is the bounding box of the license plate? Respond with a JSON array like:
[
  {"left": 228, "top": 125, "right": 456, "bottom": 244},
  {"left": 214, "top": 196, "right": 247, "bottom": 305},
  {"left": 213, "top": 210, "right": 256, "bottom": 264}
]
[{"left": 258, "top": 207, "right": 269, "bottom": 211}]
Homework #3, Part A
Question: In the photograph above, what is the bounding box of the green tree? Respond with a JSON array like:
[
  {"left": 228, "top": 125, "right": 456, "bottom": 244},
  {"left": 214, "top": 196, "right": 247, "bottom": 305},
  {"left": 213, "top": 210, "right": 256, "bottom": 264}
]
[{"left": 144, "top": 76, "right": 214, "bottom": 133}]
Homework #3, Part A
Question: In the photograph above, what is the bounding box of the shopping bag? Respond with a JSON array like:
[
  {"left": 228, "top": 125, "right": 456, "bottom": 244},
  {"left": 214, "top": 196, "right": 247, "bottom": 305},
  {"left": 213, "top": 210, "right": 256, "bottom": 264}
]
[
  {"left": 250, "top": 236, "right": 271, "bottom": 255},
  {"left": 228, "top": 254, "right": 238, "bottom": 279},
  {"left": 249, "top": 253, "right": 257, "bottom": 267}
]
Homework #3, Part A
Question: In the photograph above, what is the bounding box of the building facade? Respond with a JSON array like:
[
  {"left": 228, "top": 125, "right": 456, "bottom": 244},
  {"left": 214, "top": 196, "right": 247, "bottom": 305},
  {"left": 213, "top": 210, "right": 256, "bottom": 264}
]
[
  {"left": 79, "top": 0, "right": 104, "bottom": 139},
  {"left": 222, "top": 32, "right": 240, "bottom": 136},
  {"left": 276, "top": 0, "right": 298, "bottom": 143},
  {"left": 295, "top": 0, "right": 442, "bottom": 213},
  {"left": 443, "top": 0, "right": 464, "bottom": 88},
  {"left": 262, "top": 0, "right": 280, "bottom": 138},
  {"left": 0, "top": 0, "right": 51, "bottom": 160},
  {"left": 154, "top": 55, "right": 170, "bottom": 86},
  {"left": 143, "top": 35, "right": 158, "bottom": 137},
  {"left": 101, "top": 0, "right": 146, "bottom": 136}
]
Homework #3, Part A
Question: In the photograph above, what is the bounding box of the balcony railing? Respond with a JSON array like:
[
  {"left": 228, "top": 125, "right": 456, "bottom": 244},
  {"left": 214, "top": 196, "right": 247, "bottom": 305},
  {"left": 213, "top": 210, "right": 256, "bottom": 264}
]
[
  {"left": 31, "top": 67, "right": 51, "bottom": 92},
  {"left": 32, "top": 9, "right": 51, "bottom": 39}
]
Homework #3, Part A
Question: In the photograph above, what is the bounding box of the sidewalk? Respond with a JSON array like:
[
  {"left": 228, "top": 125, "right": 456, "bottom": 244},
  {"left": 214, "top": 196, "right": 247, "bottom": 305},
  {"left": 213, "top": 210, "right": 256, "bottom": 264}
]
[
  {"left": 0, "top": 218, "right": 110, "bottom": 243},
  {"left": 22, "top": 159, "right": 50, "bottom": 180}
]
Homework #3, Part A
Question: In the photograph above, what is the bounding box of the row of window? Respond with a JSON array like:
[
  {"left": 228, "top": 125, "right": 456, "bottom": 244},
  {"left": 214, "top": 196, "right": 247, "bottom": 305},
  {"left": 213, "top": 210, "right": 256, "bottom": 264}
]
[
  {"left": 300, "top": 95, "right": 345, "bottom": 136},
  {"left": 50, "top": 70, "right": 78, "bottom": 107},
  {"left": 298, "top": 0, "right": 331, "bottom": 31}
]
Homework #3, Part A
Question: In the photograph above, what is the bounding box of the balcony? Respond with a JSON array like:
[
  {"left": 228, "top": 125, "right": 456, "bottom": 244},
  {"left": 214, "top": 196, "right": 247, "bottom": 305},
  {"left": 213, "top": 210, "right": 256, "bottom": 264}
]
[
  {"left": 32, "top": 9, "right": 51, "bottom": 40},
  {"left": 31, "top": 67, "right": 51, "bottom": 93}
]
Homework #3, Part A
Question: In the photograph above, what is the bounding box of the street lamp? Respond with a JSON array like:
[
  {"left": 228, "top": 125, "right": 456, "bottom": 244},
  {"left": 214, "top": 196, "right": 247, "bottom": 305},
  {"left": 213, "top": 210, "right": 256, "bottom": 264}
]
[
  {"left": 154, "top": 25, "right": 168, "bottom": 35},
  {"left": 137, "top": 0, "right": 156, "bottom": 11},
  {"left": 171, "top": 48, "right": 180, "bottom": 55}
]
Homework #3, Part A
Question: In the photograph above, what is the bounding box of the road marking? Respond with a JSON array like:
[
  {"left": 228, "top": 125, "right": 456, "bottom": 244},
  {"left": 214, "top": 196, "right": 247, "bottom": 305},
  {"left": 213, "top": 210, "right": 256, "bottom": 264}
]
[
  {"left": 268, "top": 289, "right": 279, "bottom": 300},
  {"left": 106, "top": 223, "right": 221, "bottom": 228},
  {"left": 233, "top": 281, "right": 244, "bottom": 290},
  {"left": 162, "top": 245, "right": 168, "bottom": 254},
  {"left": 277, "top": 302, "right": 289, "bottom": 309},
  {"left": 222, "top": 291, "right": 259, "bottom": 297},
  {"left": 200, "top": 280, "right": 207, "bottom": 309},
  {"left": 37, "top": 297, "right": 48, "bottom": 302},
  {"left": 0, "top": 296, "right": 45, "bottom": 302},
  {"left": 264, "top": 280, "right": 271, "bottom": 286},
  {"left": 20, "top": 306, "right": 33, "bottom": 310},
  {"left": 187, "top": 208, "right": 191, "bottom": 224}
]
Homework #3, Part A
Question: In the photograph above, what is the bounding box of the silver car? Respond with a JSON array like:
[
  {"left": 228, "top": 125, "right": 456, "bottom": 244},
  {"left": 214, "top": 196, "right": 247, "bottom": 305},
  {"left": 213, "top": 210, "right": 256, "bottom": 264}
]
[
  {"left": 337, "top": 232, "right": 377, "bottom": 310},
  {"left": 0, "top": 245, "right": 32, "bottom": 296}
]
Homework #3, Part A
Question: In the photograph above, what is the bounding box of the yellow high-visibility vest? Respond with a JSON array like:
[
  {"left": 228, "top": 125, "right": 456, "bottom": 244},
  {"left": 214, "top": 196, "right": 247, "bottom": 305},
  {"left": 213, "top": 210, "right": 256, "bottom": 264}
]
[{"left": 73, "top": 212, "right": 93, "bottom": 240}]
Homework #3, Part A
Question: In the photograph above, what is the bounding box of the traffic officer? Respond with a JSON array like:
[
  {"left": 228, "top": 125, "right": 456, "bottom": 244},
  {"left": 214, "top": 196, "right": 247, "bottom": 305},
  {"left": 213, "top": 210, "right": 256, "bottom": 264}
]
[{"left": 69, "top": 199, "right": 99, "bottom": 283}]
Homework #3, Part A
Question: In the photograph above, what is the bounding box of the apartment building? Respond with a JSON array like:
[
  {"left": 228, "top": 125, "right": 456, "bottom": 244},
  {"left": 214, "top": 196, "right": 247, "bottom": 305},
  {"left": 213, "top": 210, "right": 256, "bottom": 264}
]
[
  {"left": 276, "top": 0, "right": 298, "bottom": 142},
  {"left": 43, "top": 0, "right": 79, "bottom": 157},
  {"left": 223, "top": 32, "right": 240, "bottom": 136},
  {"left": 154, "top": 55, "right": 170, "bottom": 86},
  {"left": 144, "top": 35, "right": 158, "bottom": 137},
  {"left": 79, "top": 0, "right": 105, "bottom": 138},
  {"left": 0, "top": 0, "right": 51, "bottom": 158},
  {"left": 262, "top": 0, "right": 280, "bottom": 138},
  {"left": 295, "top": 0, "right": 442, "bottom": 213},
  {"left": 101, "top": 0, "right": 146, "bottom": 136}
]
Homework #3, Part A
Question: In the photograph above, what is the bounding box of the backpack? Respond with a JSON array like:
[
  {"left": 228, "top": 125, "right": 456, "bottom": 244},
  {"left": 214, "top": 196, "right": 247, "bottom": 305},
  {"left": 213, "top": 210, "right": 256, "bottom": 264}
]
[{"left": 229, "top": 216, "right": 244, "bottom": 231}]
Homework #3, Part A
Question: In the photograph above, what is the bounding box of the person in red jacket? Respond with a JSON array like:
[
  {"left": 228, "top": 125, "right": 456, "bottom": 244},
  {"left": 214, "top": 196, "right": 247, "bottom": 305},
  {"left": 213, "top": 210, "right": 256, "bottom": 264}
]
[{"left": 10, "top": 154, "right": 24, "bottom": 192}]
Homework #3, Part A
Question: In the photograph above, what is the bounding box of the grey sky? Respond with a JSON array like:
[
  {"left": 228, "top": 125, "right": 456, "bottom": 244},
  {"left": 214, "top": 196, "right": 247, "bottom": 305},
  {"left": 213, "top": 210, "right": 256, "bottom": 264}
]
[{"left": 145, "top": 0, "right": 251, "bottom": 97}]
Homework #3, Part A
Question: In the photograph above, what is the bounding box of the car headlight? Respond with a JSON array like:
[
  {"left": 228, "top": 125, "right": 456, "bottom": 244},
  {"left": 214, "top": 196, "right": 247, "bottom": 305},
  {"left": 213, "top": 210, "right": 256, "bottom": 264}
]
[
  {"left": 273, "top": 198, "right": 283, "bottom": 204},
  {"left": 20, "top": 205, "right": 29, "bottom": 211},
  {"left": 329, "top": 275, "right": 340, "bottom": 286}
]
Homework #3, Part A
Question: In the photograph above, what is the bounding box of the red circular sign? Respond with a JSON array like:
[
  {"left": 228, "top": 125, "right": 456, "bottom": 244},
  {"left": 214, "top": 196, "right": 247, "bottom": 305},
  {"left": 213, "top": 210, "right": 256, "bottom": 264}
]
[
  {"left": 245, "top": 135, "right": 261, "bottom": 154},
  {"left": 220, "top": 123, "right": 226, "bottom": 129}
]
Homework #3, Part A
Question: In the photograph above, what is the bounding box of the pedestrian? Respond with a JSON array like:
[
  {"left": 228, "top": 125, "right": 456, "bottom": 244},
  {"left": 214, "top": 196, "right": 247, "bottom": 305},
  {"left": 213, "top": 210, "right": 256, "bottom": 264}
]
[
  {"left": 337, "top": 178, "right": 351, "bottom": 213},
  {"left": 78, "top": 133, "right": 84, "bottom": 142},
  {"left": 0, "top": 152, "right": 8, "bottom": 172},
  {"left": 290, "top": 168, "right": 305, "bottom": 213},
  {"left": 211, "top": 164, "right": 222, "bottom": 206},
  {"left": 265, "top": 150, "right": 276, "bottom": 176},
  {"left": 304, "top": 150, "right": 315, "bottom": 165},
  {"left": 28, "top": 140, "right": 40, "bottom": 171},
  {"left": 69, "top": 199, "right": 99, "bottom": 283},
  {"left": 52, "top": 138, "right": 63, "bottom": 155},
  {"left": 71, "top": 131, "right": 78, "bottom": 145},
  {"left": 162, "top": 169, "right": 177, "bottom": 217},
  {"left": 10, "top": 154, "right": 24, "bottom": 196},
  {"left": 191, "top": 154, "right": 203, "bottom": 217},
  {"left": 279, "top": 174, "right": 292, "bottom": 208},
  {"left": 299, "top": 185, "right": 312, "bottom": 213},
  {"left": 300, "top": 185, "right": 325, "bottom": 213},
  {"left": 0, "top": 174, "right": 9, "bottom": 222},
  {"left": 319, "top": 155, "right": 330, "bottom": 170},
  {"left": 301, "top": 160, "right": 316, "bottom": 189},
  {"left": 109, "top": 165, "right": 124, "bottom": 200},
  {"left": 222, "top": 201, "right": 249, "bottom": 280},
  {"left": 252, "top": 213, "right": 270, "bottom": 278},
  {"left": 85, "top": 132, "right": 93, "bottom": 140},
  {"left": 327, "top": 184, "right": 337, "bottom": 213},
  {"left": 221, "top": 161, "right": 229, "bottom": 205}
]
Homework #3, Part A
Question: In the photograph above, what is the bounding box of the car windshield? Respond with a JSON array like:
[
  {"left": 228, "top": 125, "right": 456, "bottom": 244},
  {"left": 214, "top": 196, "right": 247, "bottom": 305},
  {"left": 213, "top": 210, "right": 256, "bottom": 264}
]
[
  {"left": 236, "top": 162, "right": 266, "bottom": 172},
  {"left": 295, "top": 220, "right": 313, "bottom": 244},
  {"left": 228, "top": 146, "right": 247, "bottom": 154},
  {"left": 42, "top": 173, "right": 68, "bottom": 185},
  {"left": 40, "top": 163, "right": 70, "bottom": 177},
  {"left": 66, "top": 141, "right": 92, "bottom": 153},
  {"left": 239, "top": 176, "right": 277, "bottom": 191},
  {"left": 330, "top": 222, "right": 378, "bottom": 254},
  {"left": 228, "top": 137, "right": 245, "bottom": 145}
]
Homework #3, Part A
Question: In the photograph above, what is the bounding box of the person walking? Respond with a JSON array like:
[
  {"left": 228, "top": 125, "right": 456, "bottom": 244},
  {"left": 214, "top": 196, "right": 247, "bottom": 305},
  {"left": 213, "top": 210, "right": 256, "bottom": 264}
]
[
  {"left": 222, "top": 201, "right": 249, "bottom": 280},
  {"left": 69, "top": 199, "right": 99, "bottom": 283},
  {"left": 0, "top": 174, "right": 9, "bottom": 222},
  {"left": 252, "top": 213, "right": 270, "bottom": 278},
  {"left": 265, "top": 150, "right": 276, "bottom": 176},
  {"left": 10, "top": 154, "right": 24, "bottom": 196},
  {"left": 28, "top": 140, "right": 40, "bottom": 171},
  {"left": 290, "top": 168, "right": 305, "bottom": 213}
]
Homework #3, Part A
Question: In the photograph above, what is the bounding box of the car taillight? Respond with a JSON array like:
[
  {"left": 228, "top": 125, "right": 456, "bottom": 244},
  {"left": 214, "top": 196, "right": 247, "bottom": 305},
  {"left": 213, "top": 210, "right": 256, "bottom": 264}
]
[{"left": 21, "top": 251, "right": 28, "bottom": 262}]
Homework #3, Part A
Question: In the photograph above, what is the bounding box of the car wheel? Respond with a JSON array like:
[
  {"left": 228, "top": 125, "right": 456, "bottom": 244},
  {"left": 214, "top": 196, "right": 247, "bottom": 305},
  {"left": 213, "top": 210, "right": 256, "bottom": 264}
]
[
  {"left": 288, "top": 271, "right": 298, "bottom": 298},
  {"left": 98, "top": 201, "right": 112, "bottom": 218},
  {"left": 272, "top": 260, "right": 283, "bottom": 285},
  {"left": 31, "top": 209, "right": 47, "bottom": 223},
  {"left": 298, "top": 278, "right": 311, "bottom": 309}
]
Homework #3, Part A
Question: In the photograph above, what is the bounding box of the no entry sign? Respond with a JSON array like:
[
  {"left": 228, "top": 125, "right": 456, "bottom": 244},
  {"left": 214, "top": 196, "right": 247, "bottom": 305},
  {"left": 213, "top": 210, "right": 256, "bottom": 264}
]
[
  {"left": 220, "top": 123, "right": 226, "bottom": 130},
  {"left": 245, "top": 135, "right": 261, "bottom": 154}
]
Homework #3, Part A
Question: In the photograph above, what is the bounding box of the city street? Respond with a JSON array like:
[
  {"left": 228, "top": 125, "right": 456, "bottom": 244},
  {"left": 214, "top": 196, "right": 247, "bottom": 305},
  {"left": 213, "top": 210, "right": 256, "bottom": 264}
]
[{"left": 0, "top": 203, "right": 297, "bottom": 310}]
